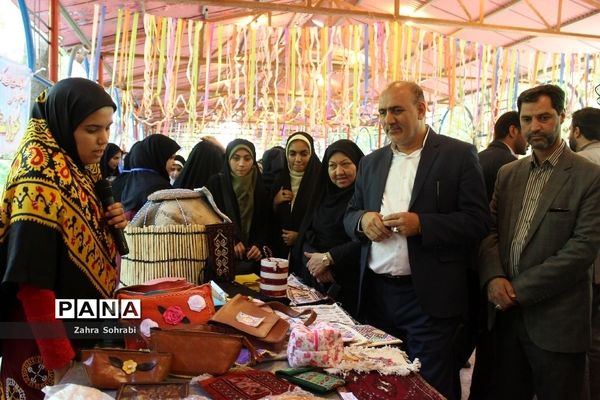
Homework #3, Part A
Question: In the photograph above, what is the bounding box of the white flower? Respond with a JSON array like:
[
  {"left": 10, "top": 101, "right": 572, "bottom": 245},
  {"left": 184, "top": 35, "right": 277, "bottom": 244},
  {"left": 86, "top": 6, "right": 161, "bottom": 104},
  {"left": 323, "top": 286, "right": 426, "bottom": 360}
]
[
  {"left": 187, "top": 295, "right": 206, "bottom": 312},
  {"left": 140, "top": 318, "right": 159, "bottom": 337}
]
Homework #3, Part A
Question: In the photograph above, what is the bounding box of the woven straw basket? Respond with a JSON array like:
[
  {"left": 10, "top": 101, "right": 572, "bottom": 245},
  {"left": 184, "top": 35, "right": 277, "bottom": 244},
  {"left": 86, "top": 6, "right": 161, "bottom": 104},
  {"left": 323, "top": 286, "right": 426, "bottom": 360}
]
[{"left": 120, "top": 188, "right": 225, "bottom": 285}]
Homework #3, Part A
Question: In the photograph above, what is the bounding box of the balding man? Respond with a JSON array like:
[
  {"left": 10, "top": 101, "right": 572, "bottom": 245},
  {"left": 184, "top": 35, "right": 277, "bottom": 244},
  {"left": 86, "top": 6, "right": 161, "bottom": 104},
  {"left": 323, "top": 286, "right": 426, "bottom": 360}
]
[{"left": 345, "top": 81, "right": 490, "bottom": 400}]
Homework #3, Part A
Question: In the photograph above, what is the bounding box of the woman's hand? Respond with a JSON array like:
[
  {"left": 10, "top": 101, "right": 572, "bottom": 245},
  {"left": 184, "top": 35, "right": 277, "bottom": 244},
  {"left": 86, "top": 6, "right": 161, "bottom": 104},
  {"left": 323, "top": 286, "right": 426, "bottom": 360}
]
[
  {"left": 234, "top": 242, "right": 246, "bottom": 260},
  {"left": 273, "top": 187, "right": 294, "bottom": 208},
  {"left": 281, "top": 229, "right": 298, "bottom": 246},
  {"left": 104, "top": 202, "right": 128, "bottom": 229},
  {"left": 304, "top": 251, "right": 329, "bottom": 277},
  {"left": 246, "top": 245, "right": 262, "bottom": 261}
]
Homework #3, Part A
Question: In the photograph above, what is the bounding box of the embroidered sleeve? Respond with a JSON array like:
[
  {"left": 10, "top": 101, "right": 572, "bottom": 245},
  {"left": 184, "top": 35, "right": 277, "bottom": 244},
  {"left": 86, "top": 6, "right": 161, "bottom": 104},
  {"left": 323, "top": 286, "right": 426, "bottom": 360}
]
[{"left": 17, "top": 284, "right": 75, "bottom": 369}]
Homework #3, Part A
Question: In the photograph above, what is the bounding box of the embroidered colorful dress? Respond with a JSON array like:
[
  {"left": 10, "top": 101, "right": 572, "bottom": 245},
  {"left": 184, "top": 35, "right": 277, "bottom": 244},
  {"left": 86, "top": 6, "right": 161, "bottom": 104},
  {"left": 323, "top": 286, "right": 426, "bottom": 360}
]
[{"left": 0, "top": 78, "right": 118, "bottom": 400}]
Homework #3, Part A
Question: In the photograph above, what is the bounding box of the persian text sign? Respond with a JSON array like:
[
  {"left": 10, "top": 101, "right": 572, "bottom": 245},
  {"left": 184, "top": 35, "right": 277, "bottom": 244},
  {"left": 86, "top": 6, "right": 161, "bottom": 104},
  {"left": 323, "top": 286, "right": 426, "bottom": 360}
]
[{"left": 0, "top": 56, "right": 31, "bottom": 155}]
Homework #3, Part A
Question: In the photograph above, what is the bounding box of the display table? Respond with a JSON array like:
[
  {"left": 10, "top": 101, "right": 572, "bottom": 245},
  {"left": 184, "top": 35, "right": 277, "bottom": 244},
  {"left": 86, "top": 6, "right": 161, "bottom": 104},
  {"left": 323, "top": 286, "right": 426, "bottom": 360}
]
[
  {"left": 59, "top": 359, "right": 445, "bottom": 399},
  {"left": 56, "top": 280, "right": 444, "bottom": 399},
  {"left": 59, "top": 359, "right": 340, "bottom": 399}
]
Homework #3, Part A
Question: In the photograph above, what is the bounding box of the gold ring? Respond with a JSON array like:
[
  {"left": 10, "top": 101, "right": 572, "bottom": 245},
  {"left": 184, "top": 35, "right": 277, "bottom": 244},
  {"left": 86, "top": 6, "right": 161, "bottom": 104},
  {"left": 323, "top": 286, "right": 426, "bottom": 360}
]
[{"left": 495, "top": 304, "right": 502, "bottom": 310}]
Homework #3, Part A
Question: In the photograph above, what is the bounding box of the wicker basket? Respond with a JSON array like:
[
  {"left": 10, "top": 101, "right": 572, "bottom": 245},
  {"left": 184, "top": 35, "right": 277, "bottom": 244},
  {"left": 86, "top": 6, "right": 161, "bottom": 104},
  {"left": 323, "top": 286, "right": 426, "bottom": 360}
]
[{"left": 120, "top": 188, "right": 230, "bottom": 285}]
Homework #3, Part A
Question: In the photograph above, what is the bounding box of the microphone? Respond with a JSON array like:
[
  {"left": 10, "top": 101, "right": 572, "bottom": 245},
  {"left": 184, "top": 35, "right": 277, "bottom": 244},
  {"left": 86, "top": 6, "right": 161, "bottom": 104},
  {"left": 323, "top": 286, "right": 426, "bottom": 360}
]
[{"left": 94, "top": 179, "right": 129, "bottom": 255}]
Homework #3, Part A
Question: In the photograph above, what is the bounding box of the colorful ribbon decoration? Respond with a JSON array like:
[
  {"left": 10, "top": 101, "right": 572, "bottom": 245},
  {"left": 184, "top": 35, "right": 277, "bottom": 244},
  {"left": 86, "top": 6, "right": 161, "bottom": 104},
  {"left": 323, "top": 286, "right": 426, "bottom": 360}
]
[{"left": 102, "top": 8, "right": 599, "bottom": 150}]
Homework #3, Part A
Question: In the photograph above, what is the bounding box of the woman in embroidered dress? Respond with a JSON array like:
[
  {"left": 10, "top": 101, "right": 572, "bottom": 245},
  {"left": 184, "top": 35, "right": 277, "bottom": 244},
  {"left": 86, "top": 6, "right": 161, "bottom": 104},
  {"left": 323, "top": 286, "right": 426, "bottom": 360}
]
[
  {"left": 291, "top": 140, "right": 364, "bottom": 317},
  {"left": 0, "top": 78, "right": 127, "bottom": 399},
  {"left": 100, "top": 142, "right": 123, "bottom": 181},
  {"left": 271, "top": 132, "right": 321, "bottom": 258},
  {"left": 113, "top": 134, "right": 180, "bottom": 219},
  {"left": 206, "top": 139, "right": 271, "bottom": 275}
]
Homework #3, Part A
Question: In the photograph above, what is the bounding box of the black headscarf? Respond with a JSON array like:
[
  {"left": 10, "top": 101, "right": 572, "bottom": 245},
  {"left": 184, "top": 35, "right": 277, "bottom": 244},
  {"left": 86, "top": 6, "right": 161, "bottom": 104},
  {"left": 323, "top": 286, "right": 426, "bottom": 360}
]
[
  {"left": 272, "top": 132, "right": 321, "bottom": 231},
  {"left": 305, "top": 139, "right": 364, "bottom": 249},
  {"left": 206, "top": 139, "right": 270, "bottom": 247},
  {"left": 100, "top": 143, "right": 122, "bottom": 179},
  {"left": 174, "top": 140, "right": 224, "bottom": 189},
  {"left": 122, "top": 141, "right": 140, "bottom": 170},
  {"left": 261, "top": 146, "right": 285, "bottom": 193},
  {"left": 129, "top": 134, "right": 180, "bottom": 180},
  {"left": 115, "top": 134, "right": 180, "bottom": 213},
  {"left": 173, "top": 154, "right": 186, "bottom": 167},
  {"left": 1, "top": 77, "right": 119, "bottom": 298},
  {"left": 42, "top": 77, "right": 116, "bottom": 168}
]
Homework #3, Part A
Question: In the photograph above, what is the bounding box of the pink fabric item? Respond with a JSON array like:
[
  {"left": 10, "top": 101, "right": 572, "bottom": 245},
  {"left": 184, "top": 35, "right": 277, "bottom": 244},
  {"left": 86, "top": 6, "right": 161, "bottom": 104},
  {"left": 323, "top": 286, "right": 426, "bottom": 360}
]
[{"left": 287, "top": 322, "right": 344, "bottom": 368}]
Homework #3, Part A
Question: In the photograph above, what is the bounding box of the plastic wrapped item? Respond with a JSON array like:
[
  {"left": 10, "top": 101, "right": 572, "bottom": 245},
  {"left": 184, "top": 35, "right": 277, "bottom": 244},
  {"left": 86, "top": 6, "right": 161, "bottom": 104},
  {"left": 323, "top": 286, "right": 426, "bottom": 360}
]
[
  {"left": 287, "top": 322, "right": 344, "bottom": 368},
  {"left": 42, "top": 384, "right": 114, "bottom": 400}
]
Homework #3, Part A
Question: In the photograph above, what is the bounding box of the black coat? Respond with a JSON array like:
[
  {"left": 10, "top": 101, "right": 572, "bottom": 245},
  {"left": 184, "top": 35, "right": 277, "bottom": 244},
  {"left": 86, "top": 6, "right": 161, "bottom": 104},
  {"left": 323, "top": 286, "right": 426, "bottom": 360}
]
[
  {"left": 478, "top": 140, "right": 517, "bottom": 202},
  {"left": 344, "top": 130, "right": 491, "bottom": 318},
  {"left": 205, "top": 172, "right": 271, "bottom": 250}
]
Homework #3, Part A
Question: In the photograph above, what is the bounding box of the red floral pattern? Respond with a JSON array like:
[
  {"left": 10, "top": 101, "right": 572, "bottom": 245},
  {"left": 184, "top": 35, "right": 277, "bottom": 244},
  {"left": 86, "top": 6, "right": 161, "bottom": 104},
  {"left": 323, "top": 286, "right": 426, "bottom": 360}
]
[
  {"left": 162, "top": 306, "right": 185, "bottom": 325},
  {"left": 0, "top": 117, "right": 118, "bottom": 298}
]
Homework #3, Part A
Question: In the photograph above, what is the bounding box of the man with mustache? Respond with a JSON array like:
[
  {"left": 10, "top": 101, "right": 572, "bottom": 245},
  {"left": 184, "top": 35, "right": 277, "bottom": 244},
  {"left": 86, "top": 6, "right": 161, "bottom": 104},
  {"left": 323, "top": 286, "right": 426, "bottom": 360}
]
[
  {"left": 479, "top": 85, "right": 600, "bottom": 399},
  {"left": 344, "top": 81, "right": 490, "bottom": 400}
]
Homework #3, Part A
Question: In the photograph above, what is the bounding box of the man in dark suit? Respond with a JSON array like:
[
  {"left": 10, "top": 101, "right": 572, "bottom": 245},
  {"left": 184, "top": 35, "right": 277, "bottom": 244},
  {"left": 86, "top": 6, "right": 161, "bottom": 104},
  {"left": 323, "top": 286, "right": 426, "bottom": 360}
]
[
  {"left": 568, "top": 107, "right": 600, "bottom": 400},
  {"left": 469, "top": 110, "right": 527, "bottom": 398},
  {"left": 479, "top": 85, "right": 600, "bottom": 399},
  {"left": 344, "top": 81, "right": 490, "bottom": 400},
  {"left": 478, "top": 111, "right": 528, "bottom": 201}
]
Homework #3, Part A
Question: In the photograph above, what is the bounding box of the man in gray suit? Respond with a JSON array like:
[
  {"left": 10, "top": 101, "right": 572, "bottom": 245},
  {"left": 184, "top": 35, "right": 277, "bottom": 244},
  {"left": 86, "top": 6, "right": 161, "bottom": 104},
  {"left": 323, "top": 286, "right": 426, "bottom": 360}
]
[
  {"left": 344, "top": 81, "right": 490, "bottom": 399},
  {"left": 569, "top": 106, "right": 600, "bottom": 400},
  {"left": 479, "top": 85, "right": 600, "bottom": 399}
]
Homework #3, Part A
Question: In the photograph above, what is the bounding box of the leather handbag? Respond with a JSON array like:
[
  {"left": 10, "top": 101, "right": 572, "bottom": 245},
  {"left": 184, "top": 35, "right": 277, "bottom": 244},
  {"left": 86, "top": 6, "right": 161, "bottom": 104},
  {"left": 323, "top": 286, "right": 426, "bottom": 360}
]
[
  {"left": 209, "top": 294, "right": 317, "bottom": 351},
  {"left": 81, "top": 348, "right": 172, "bottom": 389},
  {"left": 149, "top": 325, "right": 257, "bottom": 376},
  {"left": 115, "top": 279, "right": 215, "bottom": 349}
]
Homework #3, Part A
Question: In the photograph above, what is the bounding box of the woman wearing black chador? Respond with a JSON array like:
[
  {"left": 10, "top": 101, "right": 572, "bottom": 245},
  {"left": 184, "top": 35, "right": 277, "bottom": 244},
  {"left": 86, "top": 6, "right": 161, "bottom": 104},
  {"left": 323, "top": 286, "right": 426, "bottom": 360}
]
[
  {"left": 206, "top": 139, "right": 272, "bottom": 274},
  {"left": 291, "top": 139, "right": 364, "bottom": 317},
  {"left": 271, "top": 132, "right": 320, "bottom": 258}
]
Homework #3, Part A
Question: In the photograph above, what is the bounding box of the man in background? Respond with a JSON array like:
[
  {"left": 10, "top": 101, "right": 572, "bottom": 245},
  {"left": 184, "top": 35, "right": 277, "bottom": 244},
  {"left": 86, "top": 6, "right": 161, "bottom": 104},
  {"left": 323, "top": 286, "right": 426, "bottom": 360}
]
[
  {"left": 569, "top": 106, "right": 600, "bottom": 400},
  {"left": 478, "top": 111, "right": 528, "bottom": 201}
]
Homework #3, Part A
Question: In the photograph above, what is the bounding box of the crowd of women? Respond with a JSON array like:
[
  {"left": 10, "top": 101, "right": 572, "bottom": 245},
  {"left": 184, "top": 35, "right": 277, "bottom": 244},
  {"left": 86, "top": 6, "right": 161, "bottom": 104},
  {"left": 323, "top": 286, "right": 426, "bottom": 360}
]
[
  {"left": 107, "top": 124, "right": 365, "bottom": 310},
  {"left": 0, "top": 78, "right": 366, "bottom": 399}
]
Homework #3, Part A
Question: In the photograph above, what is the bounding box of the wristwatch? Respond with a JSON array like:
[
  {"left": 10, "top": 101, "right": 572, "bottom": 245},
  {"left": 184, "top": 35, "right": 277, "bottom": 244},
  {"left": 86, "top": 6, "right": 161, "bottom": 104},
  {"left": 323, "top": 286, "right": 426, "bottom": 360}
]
[{"left": 321, "top": 253, "right": 332, "bottom": 267}]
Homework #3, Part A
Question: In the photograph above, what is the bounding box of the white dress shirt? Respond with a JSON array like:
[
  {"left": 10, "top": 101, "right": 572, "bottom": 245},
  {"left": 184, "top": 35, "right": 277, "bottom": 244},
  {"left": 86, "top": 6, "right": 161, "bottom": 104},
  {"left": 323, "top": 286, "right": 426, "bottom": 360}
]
[{"left": 368, "top": 131, "right": 429, "bottom": 276}]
